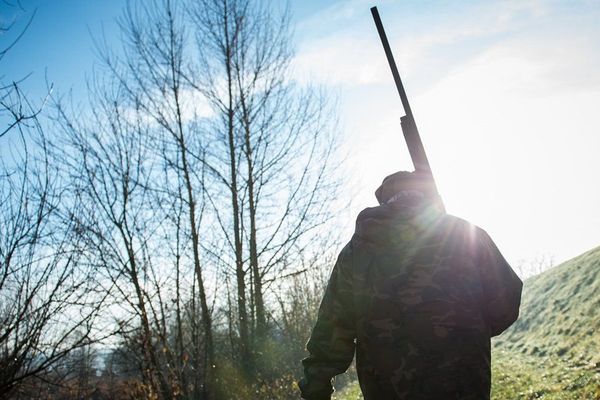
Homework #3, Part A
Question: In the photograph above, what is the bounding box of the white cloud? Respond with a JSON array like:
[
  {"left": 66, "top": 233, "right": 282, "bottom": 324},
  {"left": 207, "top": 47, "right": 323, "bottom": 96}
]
[
  {"left": 121, "top": 86, "right": 215, "bottom": 129},
  {"left": 291, "top": 34, "right": 387, "bottom": 86},
  {"left": 291, "top": 0, "right": 558, "bottom": 88}
]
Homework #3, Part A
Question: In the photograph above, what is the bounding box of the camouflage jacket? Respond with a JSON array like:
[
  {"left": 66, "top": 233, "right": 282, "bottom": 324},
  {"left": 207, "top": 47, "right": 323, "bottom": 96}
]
[{"left": 299, "top": 200, "right": 523, "bottom": 400}]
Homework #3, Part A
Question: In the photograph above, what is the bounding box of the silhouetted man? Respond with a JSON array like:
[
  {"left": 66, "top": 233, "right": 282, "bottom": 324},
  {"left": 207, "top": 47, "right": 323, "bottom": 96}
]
[{"left": 298, "top": 171, "right": 522, "bottom": 400}]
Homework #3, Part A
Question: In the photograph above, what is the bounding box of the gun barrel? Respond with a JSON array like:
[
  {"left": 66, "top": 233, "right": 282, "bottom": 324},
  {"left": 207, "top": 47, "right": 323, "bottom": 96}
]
[{"left": 370, "top": 7, "right": 414, "bottom": 120}]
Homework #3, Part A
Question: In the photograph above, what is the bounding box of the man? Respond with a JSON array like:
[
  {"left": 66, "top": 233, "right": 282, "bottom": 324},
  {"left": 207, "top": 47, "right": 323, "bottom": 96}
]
[{"left": 298, "top": 171, "right": 523, "bottom": 400}]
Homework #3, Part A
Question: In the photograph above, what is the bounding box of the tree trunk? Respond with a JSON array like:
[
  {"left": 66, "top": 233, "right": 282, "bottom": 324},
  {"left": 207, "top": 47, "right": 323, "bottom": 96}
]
[{"left": 223, "top": 3, "right": 251, "bottom": 374}]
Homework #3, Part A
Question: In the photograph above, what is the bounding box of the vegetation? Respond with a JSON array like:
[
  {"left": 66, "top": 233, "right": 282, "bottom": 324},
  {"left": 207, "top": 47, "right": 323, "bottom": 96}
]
[
  {"left": 491, "top": 349, "right": 600, "bottom": 399},
  {"left": 2, "top": 0, "right": 339, "bottom": 398},
  {"left": 490, "top": 245, "right": 600, "bottom": 399},
  {"left": 494, "top": 246, "right": 600, "bottom": 363}
]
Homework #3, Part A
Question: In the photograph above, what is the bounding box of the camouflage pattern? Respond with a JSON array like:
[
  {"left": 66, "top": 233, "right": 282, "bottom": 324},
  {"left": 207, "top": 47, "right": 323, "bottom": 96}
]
[{"left": 299, "top": 198, "right": 523, "bottom": 400}]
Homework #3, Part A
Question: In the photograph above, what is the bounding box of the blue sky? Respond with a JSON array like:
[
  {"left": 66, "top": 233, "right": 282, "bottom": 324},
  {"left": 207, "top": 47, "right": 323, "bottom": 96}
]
[
  {"left": 2, "top": 0, "right": 600, "bottom": 273},
  {"left": 1, "top": 1, "right": 122, "bottom": 98}
]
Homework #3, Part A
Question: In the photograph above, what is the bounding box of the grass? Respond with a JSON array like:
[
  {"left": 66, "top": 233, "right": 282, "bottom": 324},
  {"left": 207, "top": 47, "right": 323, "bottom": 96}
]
[
  {"left": 495, "top": 245, "right": 600, "bottom": 364},
  {"left": 491, "top": 349, "right": 600, "bottom": 399},
  {"left": 332, "top": 245, "right": 600, "bottom": 400},
  {"left": 332, "top": 383, "right": 363, "bottom": 400}
]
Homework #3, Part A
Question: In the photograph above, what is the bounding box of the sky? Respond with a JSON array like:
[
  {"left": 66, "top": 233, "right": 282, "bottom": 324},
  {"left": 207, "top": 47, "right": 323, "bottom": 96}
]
[{"left": 2, "top": 0, "right": 600, "bottom": 272}]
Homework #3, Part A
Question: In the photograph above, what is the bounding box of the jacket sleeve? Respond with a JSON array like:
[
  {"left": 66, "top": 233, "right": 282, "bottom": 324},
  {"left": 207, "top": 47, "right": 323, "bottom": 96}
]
[
  {"left": 299, "top": 242, "right": 356, "bottom": 400},
  {"left": 477, "top": 229, "right": 523, "bottom": 336}
]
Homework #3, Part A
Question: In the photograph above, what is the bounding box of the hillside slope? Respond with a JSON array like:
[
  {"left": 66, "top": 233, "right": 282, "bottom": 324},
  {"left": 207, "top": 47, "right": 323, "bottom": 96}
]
[
  {"left": 491, "top": 245, "right": 600, "bottom": 399},
  {"left": 494, "top": 245, "right": 600, "bottom": 363}
]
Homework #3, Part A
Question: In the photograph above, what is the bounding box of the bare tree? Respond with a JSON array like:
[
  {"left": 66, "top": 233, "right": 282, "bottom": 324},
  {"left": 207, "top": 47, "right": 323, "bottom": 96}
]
[
  {"left": 54, "top": 1, "right": 222, "bottom": 397},
  {"left": 0, "top": 128, "right": 100, "bottom": 399},
  {"left": 0, "top": 7, "right": 47, "bottom": 139},
  {"left": 189, "top": 0, "right": 340, "bottom": 373},
  {"left": 55, "top": 76, "right": 183, "bottom": 399},
  {"left": 515, "top": 254, "right": 555, "bottom": 279},
  {"left": 50, "top": 0, "right": 342, "bottom": 397},
  {"left": 0, "top": 8, "right": 103, "bottom": 399},
  {"left": 99, "top": 1, "right": 218, "bottom": 396}
]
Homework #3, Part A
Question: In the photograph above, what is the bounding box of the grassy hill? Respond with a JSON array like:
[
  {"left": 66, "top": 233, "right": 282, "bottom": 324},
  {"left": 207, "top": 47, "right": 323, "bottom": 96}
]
[
  {"left": 334, "top": 245, "right": 600, "bottom": 399},
  {"left": 494, "top": 245, "right": 600, "bottom": 362},
  {"left": 491, "top": 245, "right": 600, "bottom": 399}
]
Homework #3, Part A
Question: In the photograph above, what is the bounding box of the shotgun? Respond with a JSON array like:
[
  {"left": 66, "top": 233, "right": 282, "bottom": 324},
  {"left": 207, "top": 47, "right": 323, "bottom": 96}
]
[{"left": 370, "top": 6, "right": 444, "bottom": 209}]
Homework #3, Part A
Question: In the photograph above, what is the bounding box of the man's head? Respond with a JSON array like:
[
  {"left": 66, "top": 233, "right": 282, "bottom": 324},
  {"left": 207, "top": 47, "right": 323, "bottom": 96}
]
[{"left": 375, "top": 171, "right": 438, "bottom": 205}]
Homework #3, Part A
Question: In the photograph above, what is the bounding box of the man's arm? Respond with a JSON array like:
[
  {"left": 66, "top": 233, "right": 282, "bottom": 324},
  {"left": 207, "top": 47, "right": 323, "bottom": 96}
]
[
  {"left": 477, "top": 230, "right": 523, "bottom": 336},
  {"left": 299, "top": 243, "right": 356, "bottom": 400}
]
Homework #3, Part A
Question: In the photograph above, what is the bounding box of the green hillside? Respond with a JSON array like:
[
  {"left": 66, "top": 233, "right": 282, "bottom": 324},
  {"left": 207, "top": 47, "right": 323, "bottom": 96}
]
[
  {"left": 334, "top": 246, "right": 600, "bottom": 399},
  {"left": 491, "top": 245, "right": 600, "bottom": 399},
  {"left": 495, "top": 245, "right": 600, "bottom": 361}
]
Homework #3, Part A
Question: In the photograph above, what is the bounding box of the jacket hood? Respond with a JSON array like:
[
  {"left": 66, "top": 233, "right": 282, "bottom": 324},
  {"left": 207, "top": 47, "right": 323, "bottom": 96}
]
[{"left": 375, "top": 171, "right": 438, "bottom": 205}]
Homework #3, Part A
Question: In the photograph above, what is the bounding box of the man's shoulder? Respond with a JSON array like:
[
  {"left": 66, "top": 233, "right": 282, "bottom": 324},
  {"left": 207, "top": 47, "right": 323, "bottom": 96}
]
[
  {"left": 440, "top": 214, "right": 489, "bottom": 239},
  {"left": 355, "top": 205, "right": 389, "bottom": 221},
  {"left": 352, "top": 206, "right": 493, "bottom": 251}
]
